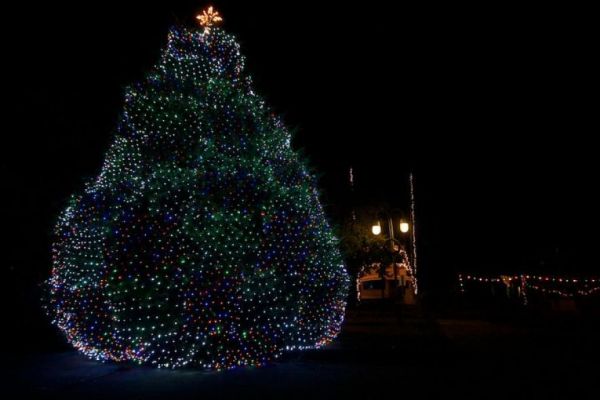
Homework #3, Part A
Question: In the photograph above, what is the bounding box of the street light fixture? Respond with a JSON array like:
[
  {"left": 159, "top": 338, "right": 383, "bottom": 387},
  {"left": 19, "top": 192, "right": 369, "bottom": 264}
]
[
  {"left": 400, "top": 221, "right": 410, "bottom": 233},
  {"left": 372, "top": 222, "right": 381, "bottom": 235}
]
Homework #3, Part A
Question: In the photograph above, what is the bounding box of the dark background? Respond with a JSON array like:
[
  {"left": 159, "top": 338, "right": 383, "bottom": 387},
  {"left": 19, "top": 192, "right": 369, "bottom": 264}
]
[{"left": 2, "top": 1, "right": 597, "bottom": 344}]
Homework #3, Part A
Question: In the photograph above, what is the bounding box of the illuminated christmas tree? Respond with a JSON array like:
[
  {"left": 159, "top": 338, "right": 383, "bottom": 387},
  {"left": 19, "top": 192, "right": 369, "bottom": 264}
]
[{"left": 47, "top": 7, "right": 349, "bottom": 370}]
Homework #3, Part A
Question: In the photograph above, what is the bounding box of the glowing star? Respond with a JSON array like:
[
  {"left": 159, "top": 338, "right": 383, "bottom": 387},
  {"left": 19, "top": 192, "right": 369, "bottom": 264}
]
[{"left": 196, "top": 6, "right": 223, "bottom": 34}]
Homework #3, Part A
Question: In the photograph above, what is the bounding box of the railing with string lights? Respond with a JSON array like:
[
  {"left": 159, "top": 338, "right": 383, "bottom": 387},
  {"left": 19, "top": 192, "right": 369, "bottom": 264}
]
[{"left": 458, "top": 273, "right": 600, "bottom": 302}]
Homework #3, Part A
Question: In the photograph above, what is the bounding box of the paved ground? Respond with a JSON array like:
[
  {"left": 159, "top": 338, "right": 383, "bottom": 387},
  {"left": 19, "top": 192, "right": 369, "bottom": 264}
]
[{"left": 4, "top": 304, "right": 600, "bottom": 399}]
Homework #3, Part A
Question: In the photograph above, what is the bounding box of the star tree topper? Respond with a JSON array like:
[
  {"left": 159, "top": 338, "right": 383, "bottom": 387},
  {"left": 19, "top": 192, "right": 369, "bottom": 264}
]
[{"left": 196, "top": 6, "right": 223, "bottom": 34}]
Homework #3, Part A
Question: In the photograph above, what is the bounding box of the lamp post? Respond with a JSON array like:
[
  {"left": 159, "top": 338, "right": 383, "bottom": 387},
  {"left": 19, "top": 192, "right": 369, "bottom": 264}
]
[{"left": 371, "top": 212, "right": 410, "bottom": 299}]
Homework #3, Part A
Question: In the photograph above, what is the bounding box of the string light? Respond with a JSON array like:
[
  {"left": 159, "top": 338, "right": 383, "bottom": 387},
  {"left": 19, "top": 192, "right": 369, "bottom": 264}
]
[
  {"left": 459, "top": 273, "right": 600, "bottom": 300},
  {"left": 348, "top": 167, "right": 355, "bottom": 221},
  {"left": 520, "top": 274, "right": 528, "bottom": 306},
  {"left": 409, "top": 173, "right": 418, "bottom": 294},
  {"left": 46, "top": 11, "right": 349, "bottom": 370}
]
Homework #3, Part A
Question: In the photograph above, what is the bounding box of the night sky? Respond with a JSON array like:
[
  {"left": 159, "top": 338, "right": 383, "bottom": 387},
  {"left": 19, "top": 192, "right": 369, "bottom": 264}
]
[{"left": 3, "top": 0, "right": 598, "bottom": 299}]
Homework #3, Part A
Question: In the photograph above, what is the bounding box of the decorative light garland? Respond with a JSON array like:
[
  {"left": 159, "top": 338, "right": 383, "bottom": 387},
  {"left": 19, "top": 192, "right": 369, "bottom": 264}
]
[
  {"left": 46, "top": 7, "right": 349, "bottom": 370},
  {"left": 348, "top": 167, "right": 356, "bottom": 222},
  {"left": 458, "top": 273, "right": 465, "bottom": 294},
  {"left": 460, "top": 274, "right": 600, "bottom": 284},
  {"left": 459, "top": 273, "right": 600, "bottom": 300},
  {"left": 409, "top": 173, "right": 418, "bottom": 294},
  {"left": 520, "top": 274, "right": 528, "bottom": 306}
]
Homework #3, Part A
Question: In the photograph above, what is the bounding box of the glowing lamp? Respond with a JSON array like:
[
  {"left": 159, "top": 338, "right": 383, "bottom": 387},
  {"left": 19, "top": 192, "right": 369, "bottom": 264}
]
[
  {"left": 400, "top": 222, "right": 410, "bottom": 233},
  {"left": 371, "top": 223, "right": 381, "bottom": 235}
]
